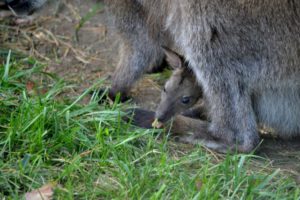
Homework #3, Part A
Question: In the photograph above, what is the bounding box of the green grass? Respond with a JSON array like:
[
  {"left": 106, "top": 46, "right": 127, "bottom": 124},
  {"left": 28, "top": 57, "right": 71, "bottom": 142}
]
[{"left": 0, "top": 55, "right": 299, "bottom": 199}]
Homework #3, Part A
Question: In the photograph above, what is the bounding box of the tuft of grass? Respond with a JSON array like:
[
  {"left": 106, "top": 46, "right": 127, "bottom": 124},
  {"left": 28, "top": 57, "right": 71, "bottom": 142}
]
[{"left": 0, "top": 55, "right": 299, "bottom": 199}]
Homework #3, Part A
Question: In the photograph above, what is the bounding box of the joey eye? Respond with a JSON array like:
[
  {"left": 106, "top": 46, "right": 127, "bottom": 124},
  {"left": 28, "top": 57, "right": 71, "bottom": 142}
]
[
  {"left": 163, "top": 87, "right": 167, "bottom": 92},
  {"left": 181, "top": 96, "right": 191, "bottom": 104}
]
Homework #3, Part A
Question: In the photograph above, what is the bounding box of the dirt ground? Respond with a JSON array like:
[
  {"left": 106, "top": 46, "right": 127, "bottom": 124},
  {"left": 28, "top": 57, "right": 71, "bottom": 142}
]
[{"left": 1, "top": 0, "right": 300, "bottom": 180}]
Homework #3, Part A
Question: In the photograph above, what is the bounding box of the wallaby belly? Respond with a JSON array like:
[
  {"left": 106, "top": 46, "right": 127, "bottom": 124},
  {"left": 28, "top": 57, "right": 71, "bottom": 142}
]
[{"left": 253, "top": 87, "right": 300, "bottom": 138}]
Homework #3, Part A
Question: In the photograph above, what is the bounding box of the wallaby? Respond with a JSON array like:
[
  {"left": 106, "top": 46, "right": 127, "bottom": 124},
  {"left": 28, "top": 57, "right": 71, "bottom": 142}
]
[
  {"left": 156, "top": 49, "right": 300, "bottom": 151},
  {"left": 104, "top": 0, "right": 300, "bottom": 153}
]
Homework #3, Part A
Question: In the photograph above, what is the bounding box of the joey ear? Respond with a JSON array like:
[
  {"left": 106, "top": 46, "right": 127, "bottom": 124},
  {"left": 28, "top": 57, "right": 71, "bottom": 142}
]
[{"left": 163, "top": 48, "right": 183, "bottom": 70}]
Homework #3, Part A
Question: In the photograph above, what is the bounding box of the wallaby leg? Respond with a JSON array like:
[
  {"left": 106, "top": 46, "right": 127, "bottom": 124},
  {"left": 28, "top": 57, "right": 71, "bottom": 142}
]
[
  {"left": 200, "top": 74, "right": 259, "bottom": 152},
  {"left": 104, "top": 0, "right": 164, "bottom": 100},
  {"left": 110, "top": 40, "right": 163, "bottom": 99},
  {"left": 171, "top": 114, "right": 260, "bottom": 153},
  {"left": 209, "top": 81, "right": 259, "bottom": 152},
  {"left": 170, "top": 115, "right": 230, "bottom": 153}
]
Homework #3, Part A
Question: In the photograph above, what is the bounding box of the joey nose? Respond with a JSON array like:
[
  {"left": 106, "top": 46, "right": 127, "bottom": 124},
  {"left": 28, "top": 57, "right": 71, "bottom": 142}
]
[
  {"left": 155, "top": 111, "right": 164, "bottom": 122},
  {"left": 108, "top": 88, "right": 130, "bottom": 102},
  {"left": 156, "top": 101, "right": 175, "bottom": 123},
  {"left": 155, "top": 111, "right": 170, "bottom": 123}
]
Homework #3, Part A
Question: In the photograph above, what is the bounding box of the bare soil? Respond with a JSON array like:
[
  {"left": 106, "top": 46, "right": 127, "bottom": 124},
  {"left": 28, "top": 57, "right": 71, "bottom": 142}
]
[{"left": 1, "top": 0, "right": 299, "bottom": 180}]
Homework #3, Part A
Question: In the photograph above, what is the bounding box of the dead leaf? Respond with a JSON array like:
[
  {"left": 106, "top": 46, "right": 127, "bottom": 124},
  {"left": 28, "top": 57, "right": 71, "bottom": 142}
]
[
  {"left": 26, "top": 81, "right": 35, "bottom": 93},
  {"left": 25, "top": 183, "right": 55, "bottom": 200}
]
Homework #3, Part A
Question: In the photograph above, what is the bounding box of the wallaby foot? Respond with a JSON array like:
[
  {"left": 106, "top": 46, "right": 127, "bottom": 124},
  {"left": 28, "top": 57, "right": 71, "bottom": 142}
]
[
  {"left": 105, "top": 0, "right": 166, "bottom": 98},
  {"left": 123, "top": 108, "right": 155, "bottom": 129},
  {"left": 94, "top": 88, "right": 131, "bottom": 103},
  {"left": 107, "top": 88, "right": 131, "bottom": 103}
]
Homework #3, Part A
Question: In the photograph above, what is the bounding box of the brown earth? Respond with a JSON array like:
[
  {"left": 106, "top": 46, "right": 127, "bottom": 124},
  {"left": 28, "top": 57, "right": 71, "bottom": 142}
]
[{"left": 1, "top": 0, "right": 299, "bottom": 180}]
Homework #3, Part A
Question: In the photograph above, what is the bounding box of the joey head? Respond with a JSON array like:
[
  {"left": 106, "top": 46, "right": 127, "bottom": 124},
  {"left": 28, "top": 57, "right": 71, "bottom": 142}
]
[{"left": 155, "top": 49, "right": 205, "bottom": 123}]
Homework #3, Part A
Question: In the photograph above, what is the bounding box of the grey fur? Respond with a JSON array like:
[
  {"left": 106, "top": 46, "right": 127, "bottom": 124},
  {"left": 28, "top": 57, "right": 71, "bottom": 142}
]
[
  {"left": 104, "top": 0, "right": 300, "bottom": 153},
  {"left": 157, "top": 49, "right": 300, "bottom": 152}
]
